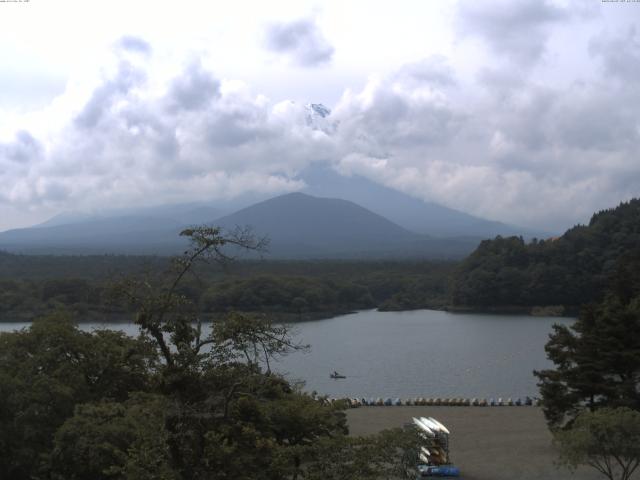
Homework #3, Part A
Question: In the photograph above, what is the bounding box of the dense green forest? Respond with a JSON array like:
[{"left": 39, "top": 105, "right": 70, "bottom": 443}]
[
  {"left": 2, "top": 198, "right": 638, "bottom": 320},
  {"left": 1, "top": 203, "right": 639, "bottom": 477},
  {"left": 450, "top": 199, "right": 640, "bottom": 311},
  {"left": 0, "top": 254, "right": 453, "bottom": 322},
  {"left": 0, "top": 229, "right": 421, "bottom": 479}
]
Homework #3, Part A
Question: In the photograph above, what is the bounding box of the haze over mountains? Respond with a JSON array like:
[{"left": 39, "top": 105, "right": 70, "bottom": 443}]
[
  {"left": 300, "top": 165, "right": 546, "bottom": 238},
  {"left": 213, "top": 193, "right": 478, "bottom": 259},
  {"left": 0, "top": 165, "right": 551, "bottom": 258}
]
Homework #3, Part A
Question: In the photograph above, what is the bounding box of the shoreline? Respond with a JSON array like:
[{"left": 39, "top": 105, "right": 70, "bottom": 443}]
[
  {"left": 0, "top": 309, "right": 355, "bottom": 324},
  {"left": 0, "top": 304, "right": 577, "bottom": 324},
  {"left": 443, "top": 304, "right": 578, "bottom": 317}
]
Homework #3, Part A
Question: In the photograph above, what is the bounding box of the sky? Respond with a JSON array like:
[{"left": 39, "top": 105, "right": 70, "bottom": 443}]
[{"left": 0, "top": 0, "right": 639, "bottom": 232}]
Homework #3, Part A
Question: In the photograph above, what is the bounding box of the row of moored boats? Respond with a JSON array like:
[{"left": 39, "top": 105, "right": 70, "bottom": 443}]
[{"left": 328, "top": 396, "right": 540, "bottom": 408}]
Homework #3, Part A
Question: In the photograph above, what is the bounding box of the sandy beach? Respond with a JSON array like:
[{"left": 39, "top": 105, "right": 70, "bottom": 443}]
[{"left": 347, "top": 406, "right": 604, "bottom": 480}]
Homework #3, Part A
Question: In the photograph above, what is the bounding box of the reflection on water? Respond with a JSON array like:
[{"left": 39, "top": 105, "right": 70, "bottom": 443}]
[{"left": 0, "top": 309, "right": 573, "bottom": 399}]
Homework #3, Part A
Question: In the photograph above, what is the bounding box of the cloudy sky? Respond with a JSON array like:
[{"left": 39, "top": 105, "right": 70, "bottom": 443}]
[{"left": 0, "top": 0, "right": 638, "bottom": 232}]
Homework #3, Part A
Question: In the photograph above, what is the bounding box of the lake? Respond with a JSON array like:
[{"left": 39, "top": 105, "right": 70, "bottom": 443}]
[{"left": 0, "top": 309, "right": 573, "bottom": 399}]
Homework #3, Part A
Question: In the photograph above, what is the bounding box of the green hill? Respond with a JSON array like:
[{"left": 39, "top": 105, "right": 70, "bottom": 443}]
[{"left": 450, "top": 199, "right": 640, "bottom": 312}]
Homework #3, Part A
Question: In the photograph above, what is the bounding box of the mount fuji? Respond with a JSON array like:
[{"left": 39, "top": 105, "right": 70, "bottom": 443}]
[{"left": 0, "top": 102, "right": 550, "bottom": 256}]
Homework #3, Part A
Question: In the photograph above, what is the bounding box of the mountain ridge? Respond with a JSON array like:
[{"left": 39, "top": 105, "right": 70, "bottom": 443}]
[
  {"left": 0, "top": 192, "right": 481, "bottom": 258},
  {"left": 300, "top": 164, "right": 549, "bottom": 239}
]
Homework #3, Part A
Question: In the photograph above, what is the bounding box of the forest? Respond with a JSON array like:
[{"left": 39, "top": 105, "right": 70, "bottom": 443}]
[
  {"left": 1, "top": 201, "right": 640, "bottom": 479},
  {"left": 449, "top": 199, "right": 640, "bottom": 311},
  {"left": 1, "top": 199, "right": 639, "bottom": 322},
  {"left": 0, "top": 228, "right": 422, "bottom": 479},
  {"left": 0, "top": 255, "right": 453, "bottom": 322}
]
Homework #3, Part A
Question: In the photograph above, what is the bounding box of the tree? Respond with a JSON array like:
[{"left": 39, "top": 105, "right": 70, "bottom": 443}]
[
  {"left": 291, "top": 296, "right": 308, "bottom": 318},
  {"left": 0, "top": 312, "right": 156, "bottom": 480},
  {"left": 555, "top": 407, "right": 640, "bottom": 480},
  {"left": 535, "top": 252, "right": 640, "bottom": 428},
  {"left": 2, "top": 226, "right": 421, "bottom": 479},
  {"left": 210, "top": 311, "right": 308, "bottom": 375},
  {"left": 111, "top": 226, "right": 269, "bottom": 386},
  {"left": 50, "top": 394, "right": 175, "bottom": 480},
  {"left": 106, "top": 227, "right": 358, "bottom": 478},
  {"left": 451, "top": 199, "right": 640, "bottom": 309},
  {"left": 297, "top": 427, "right": 421, "bottom": 480}
]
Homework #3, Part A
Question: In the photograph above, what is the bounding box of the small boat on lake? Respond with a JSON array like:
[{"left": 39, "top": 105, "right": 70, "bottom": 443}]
[{"left": 330, "top": 371, "right": 346, "bottom": 379}]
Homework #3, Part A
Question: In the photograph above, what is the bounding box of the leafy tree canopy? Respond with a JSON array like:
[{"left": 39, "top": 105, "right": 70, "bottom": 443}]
[
  {"left": 451, "top": 199, "right": 640, "bottom": 309},
  {"left": 0, "top": 226, "right": 420, "bottom": 480},
  {"left": 555, "top": 407, "right": 640, "bottom": 480}
]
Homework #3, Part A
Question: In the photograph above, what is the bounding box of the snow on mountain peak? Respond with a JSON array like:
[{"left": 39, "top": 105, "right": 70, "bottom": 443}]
[
  {"left": 304, "top": 103, "right": 336, "bottom": 134},
  {"left": 307, "top": 103, "right": 331, "bottom": 118}
]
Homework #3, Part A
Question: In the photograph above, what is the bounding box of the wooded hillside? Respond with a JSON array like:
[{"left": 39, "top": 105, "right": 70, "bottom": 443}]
[{"left": 450, "top": 199, "right": 640, "bottom": 309}]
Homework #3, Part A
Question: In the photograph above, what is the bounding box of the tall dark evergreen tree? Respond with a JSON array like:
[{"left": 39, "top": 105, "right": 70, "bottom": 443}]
[{"left": 535, "top": 250, "right": 640, "bottom": 427}]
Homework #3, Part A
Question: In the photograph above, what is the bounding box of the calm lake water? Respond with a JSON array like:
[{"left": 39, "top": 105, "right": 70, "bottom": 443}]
[{"left": 0, "top": 309, "right": 573, "bottom": 399}]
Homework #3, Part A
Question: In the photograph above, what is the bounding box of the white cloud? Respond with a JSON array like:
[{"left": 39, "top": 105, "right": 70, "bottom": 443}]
[
  {"left": 589, "top": 25, "right": 640, "bottom": 83},
  {"left": 456, "top": 0, "right": 570, "bottom": 66},
  {"left": 0, "top": 40, "right": 332, "bottom": 222},
  {"left": 264, "top": 17, "right": 334, "bottom": 67},
  {"left": 1, "top": 3, "right": 639, "bottom": 234},
  {"left": 328, "top": 47, "right": 640, "bottom": 230}
]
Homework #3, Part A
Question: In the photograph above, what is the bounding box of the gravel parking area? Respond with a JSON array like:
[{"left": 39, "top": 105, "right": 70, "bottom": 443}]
[{"left": 347, "top": 406, "right": 604, "bottom": 480}]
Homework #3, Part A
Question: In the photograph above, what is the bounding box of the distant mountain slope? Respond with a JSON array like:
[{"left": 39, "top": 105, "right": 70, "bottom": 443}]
[
  {"left": 33, "top": 212, "right": 95, "bottom": 229},
  {"left": 0, "top": 216, "right": 186, "bottom": 254},
  {"left": 214, "top": 192, "right": 478, "bottom": 259},
  {"left": 0, "top": 192, "right": 480, "bottom": 258},
  {"left": 450, "top": 198, "right": 640, "bottom": 310},
  {"left": 2, "top": 203, "right": 224, "bottom": 254},
  {"left": 215, "top": 192, "right": 417, "bottom": 255},
  {"left": 33, "top": 203, "right": 223, "bottom": 230},
  {"left": 300, "top": 164, "right": 549, "bottom": 238}
]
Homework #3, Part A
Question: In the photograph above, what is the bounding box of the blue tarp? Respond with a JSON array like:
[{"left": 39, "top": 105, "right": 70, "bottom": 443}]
[{"left": 417, "top": 464, "right": 460, "bottom": 477}]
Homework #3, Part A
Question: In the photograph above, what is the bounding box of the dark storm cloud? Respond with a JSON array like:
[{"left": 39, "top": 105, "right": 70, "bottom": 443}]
[
  {"left": 265, "top": 17, "right": 334, "bottom": 66},
  {"left": 457, "top": 0, "right": 568, "bottom": 66}
]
